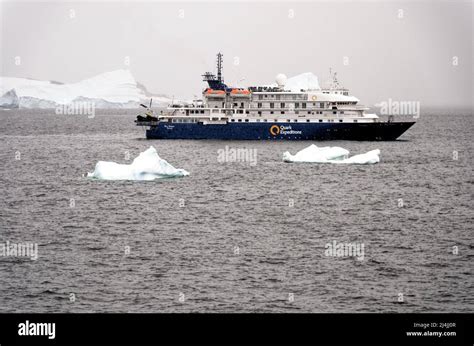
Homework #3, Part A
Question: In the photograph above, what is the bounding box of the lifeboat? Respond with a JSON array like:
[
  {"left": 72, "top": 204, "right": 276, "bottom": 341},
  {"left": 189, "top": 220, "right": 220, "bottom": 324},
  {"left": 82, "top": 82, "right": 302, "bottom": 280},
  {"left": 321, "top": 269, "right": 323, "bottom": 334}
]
[
  {"left": 205, "top": 88, "right": 226, "bottom": 96},
  {"left": 230, "top": 88, "right": 250, "bottom": 96},
  {"left": 231, "top": 88, "right": 250, "bottom": 94}
]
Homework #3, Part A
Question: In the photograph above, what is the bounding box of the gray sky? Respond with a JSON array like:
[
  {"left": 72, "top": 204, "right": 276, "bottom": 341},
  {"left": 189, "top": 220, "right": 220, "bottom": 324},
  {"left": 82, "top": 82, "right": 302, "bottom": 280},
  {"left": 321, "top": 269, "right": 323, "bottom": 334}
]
[{"left": 1, "top": 0, "right": 472, "bottom": 108}]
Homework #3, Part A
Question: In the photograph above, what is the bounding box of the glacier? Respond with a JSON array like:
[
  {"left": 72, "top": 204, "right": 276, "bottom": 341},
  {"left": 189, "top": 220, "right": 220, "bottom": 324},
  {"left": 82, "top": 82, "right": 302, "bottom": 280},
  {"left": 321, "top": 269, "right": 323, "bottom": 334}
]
[
  {"left": 87, "top": 146, "right": 189, "bottom": 181},
  {"left": 283, "top": 144, "right": 380, "bottom": 164},
  {"left": 0, "top": 70, "right": 172, "bottom": 109}
]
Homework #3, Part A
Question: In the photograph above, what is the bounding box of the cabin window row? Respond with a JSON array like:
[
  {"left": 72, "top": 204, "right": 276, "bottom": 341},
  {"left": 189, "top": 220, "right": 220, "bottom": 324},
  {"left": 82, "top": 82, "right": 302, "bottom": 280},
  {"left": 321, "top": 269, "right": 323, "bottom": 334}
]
[
  {"left": 171, "top": 119, "right": 198, "bottom": 123},
  {"left": 229, "top": 119, "right": 353, "bottom": 123},
  {"left": 257, "top": 111, "right": 324, "bottom": 115},
  {"left": 257, "top": 94, "right": 306, "bottom": 100}
]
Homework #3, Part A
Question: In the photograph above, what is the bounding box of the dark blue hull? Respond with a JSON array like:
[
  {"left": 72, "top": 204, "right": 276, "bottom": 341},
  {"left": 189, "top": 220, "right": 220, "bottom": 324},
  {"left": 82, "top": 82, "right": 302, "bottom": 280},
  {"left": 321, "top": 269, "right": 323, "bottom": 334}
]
[{"left": 143, "top": 121, "right": 415, "bottom": 141}]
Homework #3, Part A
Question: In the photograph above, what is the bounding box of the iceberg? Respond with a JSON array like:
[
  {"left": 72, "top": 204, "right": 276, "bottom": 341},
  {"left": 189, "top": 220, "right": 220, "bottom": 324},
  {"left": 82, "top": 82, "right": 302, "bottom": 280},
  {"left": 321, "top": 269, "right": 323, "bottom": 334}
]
[
  {"left": 266, "top": 72, "right": 321, "bottom": 92},
  {"left": 87, "top": 146, "right": 189, "bottom": 181},
  {"left": 0, "top": 70, "right": 173, "bottom": 109},
  {"left": 269, "top": 72, "right": 321, "bottom": 91},
  {"left": 0, "top": 89, "right": 20, "bottom": 108},
  {"left": 283, "top": 144, "right": 380, "bottom": 164},
  {"left": 284, "top": 72, "right": 321, "bottom": 91}
]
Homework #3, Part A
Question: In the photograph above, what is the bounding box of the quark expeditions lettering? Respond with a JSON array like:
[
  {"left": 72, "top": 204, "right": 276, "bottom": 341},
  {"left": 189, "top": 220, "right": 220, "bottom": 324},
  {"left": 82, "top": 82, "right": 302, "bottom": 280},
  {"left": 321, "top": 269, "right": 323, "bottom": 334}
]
[{"left": 278, "top": 125, "right": 302, "bottom": 135}]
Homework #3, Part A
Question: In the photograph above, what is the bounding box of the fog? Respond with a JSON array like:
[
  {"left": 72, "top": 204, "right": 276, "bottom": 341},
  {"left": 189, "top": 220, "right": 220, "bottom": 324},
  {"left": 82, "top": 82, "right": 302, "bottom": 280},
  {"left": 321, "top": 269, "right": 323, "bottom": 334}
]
[{"left": 1, "top": 0, "right": 472, "bottom": 108}]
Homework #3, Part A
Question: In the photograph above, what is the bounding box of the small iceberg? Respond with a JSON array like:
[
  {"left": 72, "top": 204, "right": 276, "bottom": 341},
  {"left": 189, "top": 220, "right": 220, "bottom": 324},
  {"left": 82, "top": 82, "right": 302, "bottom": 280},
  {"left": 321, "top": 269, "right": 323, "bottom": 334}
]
[
  {"left": 87, "top": 146, "right": 189, "bottom": 180},
  {"left": 283, "top": 144, "right": 380, "bottom": 164}
]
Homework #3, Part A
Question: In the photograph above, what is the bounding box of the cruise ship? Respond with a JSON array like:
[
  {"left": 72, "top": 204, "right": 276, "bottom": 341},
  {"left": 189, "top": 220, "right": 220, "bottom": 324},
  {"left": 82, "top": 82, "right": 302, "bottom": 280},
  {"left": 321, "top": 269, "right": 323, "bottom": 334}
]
[{"left": 136, "top": 53, "right": 415, "bottom": 140}]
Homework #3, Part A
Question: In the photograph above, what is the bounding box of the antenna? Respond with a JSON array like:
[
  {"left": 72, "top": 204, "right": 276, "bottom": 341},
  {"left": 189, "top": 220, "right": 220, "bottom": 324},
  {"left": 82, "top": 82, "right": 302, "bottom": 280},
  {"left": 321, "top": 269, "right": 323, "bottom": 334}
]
[
  {"left": 333, "top": 72, "right": 339, "bottom": 88},
  {"left": 217, "top": 53, "right": 223, "bottom": 82},
  {"left": 328, "top": 67, "right": 333, "bottom": 89},
  {"left": 328, "top": 67, "right": 340, "bottom": 89}
]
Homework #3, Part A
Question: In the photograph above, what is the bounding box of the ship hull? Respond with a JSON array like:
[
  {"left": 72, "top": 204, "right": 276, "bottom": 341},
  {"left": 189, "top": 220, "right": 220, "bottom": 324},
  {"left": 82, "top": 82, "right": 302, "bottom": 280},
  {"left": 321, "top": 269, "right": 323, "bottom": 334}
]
[{"left": 143, "top": 121, "right": 415, "bottom": 141}]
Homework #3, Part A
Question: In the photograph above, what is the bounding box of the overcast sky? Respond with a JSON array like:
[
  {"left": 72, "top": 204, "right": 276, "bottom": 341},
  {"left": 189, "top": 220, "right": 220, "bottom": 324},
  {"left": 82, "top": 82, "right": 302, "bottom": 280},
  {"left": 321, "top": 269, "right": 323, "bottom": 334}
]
[{"left": 0, "top": 0, "right": 472, "bottom": 108}]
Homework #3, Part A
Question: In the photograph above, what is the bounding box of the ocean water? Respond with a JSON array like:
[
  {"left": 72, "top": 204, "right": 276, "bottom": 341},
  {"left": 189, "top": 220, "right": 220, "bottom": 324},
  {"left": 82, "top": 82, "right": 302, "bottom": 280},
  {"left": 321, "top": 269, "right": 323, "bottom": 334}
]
[{"left": 0, "top": 109, "right": 472, "bottom": 313}]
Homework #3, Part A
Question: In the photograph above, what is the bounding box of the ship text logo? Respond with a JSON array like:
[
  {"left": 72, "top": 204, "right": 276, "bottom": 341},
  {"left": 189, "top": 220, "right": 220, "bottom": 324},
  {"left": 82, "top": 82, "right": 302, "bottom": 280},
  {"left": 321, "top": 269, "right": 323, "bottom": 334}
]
[{"left": 269, "top": 125, "right": 302, "bottom": 136}]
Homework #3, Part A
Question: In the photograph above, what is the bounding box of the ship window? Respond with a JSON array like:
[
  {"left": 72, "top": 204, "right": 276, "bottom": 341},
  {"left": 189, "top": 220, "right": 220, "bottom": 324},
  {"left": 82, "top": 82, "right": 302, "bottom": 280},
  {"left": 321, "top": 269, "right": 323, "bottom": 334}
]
[
  {"left": 353, "top": 119, "right": 358, "bottom": 123},
  {"left": 306, "top": 119, "right": 310, "bottom": 122},
  {"left": 293, "top": 119, "right": 298, "bottom": 122},
  {"left": 238, "top": 119, "right": 242, "bottom": 122},
  {"left": 270, "top": 103, "right": 274, "bottom": 108},
  {"left": 264, "top": 95, "right": 268, "bottom": 98},
  {"left": 319, "top": 119, "right": 323, "bottom": 122},
  {"left": 258, "top": 111, "right": 262, "bottom": 115},
  {"left": 201, "top": 110, "right": 204, "bottom": 114},
  {"left": 231, "top": 119, "right": 235, "bottom": 122},
  {"left": 302, "top": 103, "right": 306, "bottom": 108},
  {"left": 245, "top": 119, "right": 249, "bottom": 122},
  {"left": 258, "top": 95, "right": 263, "bottom": 100},
  {"left": 295, "top": 103, "right": 299, "bottom": 108},
  {"left": 241, "top": 102, "right": 244, "bottom": 107},
  {"left": 333, "top": 111, "right": 337, "bottom": 114},
  {"left": 263, "top": 119, "right": 268, "bottom": 122},
  {"left": 287, "top": 119, "right": 290, "bottom": 122},
  {"left": 339, "top": 119, "right": 343, "bottom": 122},
  {"left": 257, "top": 103, "right": 262, "bottom": 108},
  {"left": 307, "top": 111, "right": 311, "bottom": 114},
  {"left": 246, "top": 111, "right": 249, "bottom": 114},
  {"left": 281, "top": 103, "right": 285, "bottom": 108},
  {"left": 270, "top": 111, "right": 274, "bottom": 114},
  {"left": 281, "top": 111, "right": 285, "bottom": 114},
  {"left": 295, "top": 111, "right": 299, "bottom": 114}
]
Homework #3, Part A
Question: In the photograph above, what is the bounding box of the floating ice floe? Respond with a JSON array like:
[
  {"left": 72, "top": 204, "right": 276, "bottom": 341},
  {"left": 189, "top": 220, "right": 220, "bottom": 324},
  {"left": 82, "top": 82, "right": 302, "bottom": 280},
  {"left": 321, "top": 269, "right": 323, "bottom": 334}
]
[
  {"left": 87, "top": 146, "right": 189, "bottom": 180},
  {"left": 282, "top": 144, "right": 380, "bottom": 164}
]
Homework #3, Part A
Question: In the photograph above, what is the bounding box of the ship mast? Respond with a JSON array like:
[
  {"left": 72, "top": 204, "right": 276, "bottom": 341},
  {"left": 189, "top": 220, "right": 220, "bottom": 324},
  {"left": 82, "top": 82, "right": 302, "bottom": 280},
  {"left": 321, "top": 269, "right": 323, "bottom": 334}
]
[
  {"left": 202, "top": 52, "right": 227, "bottom": 90},
  {"left": 217, "top": 52, "right": 223, "bottom": 83}
]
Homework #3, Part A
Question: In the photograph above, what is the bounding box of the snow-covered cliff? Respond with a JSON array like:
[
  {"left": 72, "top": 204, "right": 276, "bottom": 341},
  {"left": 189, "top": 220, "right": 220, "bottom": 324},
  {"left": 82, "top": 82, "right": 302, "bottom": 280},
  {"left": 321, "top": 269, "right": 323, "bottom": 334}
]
[{"left": 0, "top": 70, "right": 172, "bottom": 109}]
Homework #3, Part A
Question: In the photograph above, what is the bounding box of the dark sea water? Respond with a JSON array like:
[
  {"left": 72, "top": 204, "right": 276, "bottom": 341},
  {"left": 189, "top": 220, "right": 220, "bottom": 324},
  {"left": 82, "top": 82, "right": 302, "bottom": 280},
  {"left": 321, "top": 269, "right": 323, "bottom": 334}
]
[{"left": 0, "top": 109, "right": 472, "bottom": 313}]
